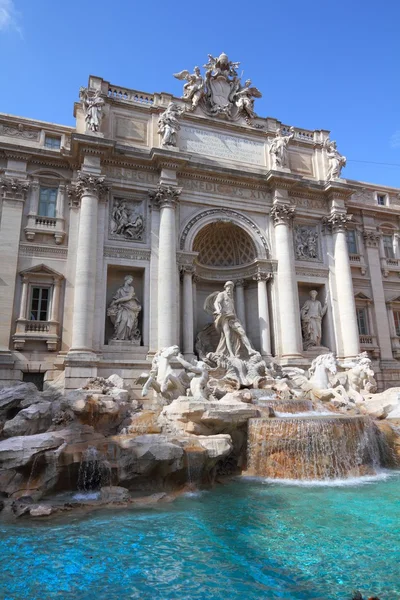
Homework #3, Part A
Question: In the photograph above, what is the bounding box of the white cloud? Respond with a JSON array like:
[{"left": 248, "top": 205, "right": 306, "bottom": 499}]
[{"left": 0, "top": 0, "right": 22, "bottom": 35}]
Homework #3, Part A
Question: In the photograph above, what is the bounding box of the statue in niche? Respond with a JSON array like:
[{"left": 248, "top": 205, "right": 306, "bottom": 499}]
[
  {"left": 300, "top": 290, "right": 328, "bottom": 349},
  {"left": 204, "top": 281, "right": 257, "bottom": 359},
  {"left": 80, "top": 88, "right": 105, "bottom": 133},
  {"left": 325, "top": 139, "right": 346, "bottom": 180},
  {"left": 158, "top": 102, "right": 184, "bottom": 147},
  {"left": 269, "top": 127, "right": 295, "bottom": 169},
  {"left": 173, "top": 66, "right": 205, "bottom": 112},
  {"left": 110, "top": 200, "right": 144, "bottom": 241},
  {"left": 107, "top": 275, "right": 141, "bottom": 343},
  {"left": 294, "top": 226, "right": 319, "bottom": 260}
]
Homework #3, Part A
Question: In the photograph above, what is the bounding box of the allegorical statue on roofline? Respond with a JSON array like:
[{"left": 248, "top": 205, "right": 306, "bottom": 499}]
[{"left": 174, "top": 52, "right": 262, "bottom": 126}]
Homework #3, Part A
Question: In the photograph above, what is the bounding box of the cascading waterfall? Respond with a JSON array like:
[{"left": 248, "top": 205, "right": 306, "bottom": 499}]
[
  {"left": 247, "top": 415, "right": 393, "bottom": 480},
  {"left": 255, "top": 398, "right": 314, "bottom": 414},
  {"left": 77, "top": 446, "right": 110, "bottom": 493}
]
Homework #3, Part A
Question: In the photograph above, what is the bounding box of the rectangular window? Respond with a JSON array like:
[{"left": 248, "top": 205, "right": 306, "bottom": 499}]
[
  {"left": 383, "top": 235, "right": 395, "bottom": 259},
  {"left": 38, "top": 187, "right": 57, "bottom": 218},
  {"left": 377, "top": 194, "right": 386, "bottom": 206},
  {"left": 394, "top": 311, "right": 400, "bottom": 337},
  {"left": 44, "top": 135, "right": 61, "bottom": 149},
  {"left": 30, "top": 287, "right": 50, "bottom": 321},
  {"left": 346, "top": 230, "right": 358, "bottom": 254},
  {"left": 356, "top": 307, "right": 369, "bottom": 335}
]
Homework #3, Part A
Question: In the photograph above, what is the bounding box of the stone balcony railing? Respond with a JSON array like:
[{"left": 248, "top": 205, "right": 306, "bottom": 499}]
[
  {"left": 359, "top": 334, "right": 380, "bottom": 358},
  {"left": 381, "top": 256, "right": 400, "bottom": 277},
  {"left": 24, "top": 214, "right": 65, "bottom": 245},
  {"left": 13, "top": 319, "right": 59, "bottom": 351},
  {"left": 349, "top": 254, "right": 367, "bottom": 275},
  {"left": 391, "top": 336, "right": 400, "bottom": 359}
]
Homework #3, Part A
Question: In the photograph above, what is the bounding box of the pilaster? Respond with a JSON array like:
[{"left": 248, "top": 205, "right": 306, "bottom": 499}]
[
  {"left": 0, "top": 176, "right": 29, "bottom": 363},
  {"left": 363, "top": 228, "right": 393, "bottom": 360}
]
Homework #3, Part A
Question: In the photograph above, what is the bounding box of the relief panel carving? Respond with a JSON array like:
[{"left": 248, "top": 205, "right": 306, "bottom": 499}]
[
  {"left": 109, "top": 197, "right": 145, "bottom": 242},
  {"left": 294, "top": 225, "right": 320, "bottom": 261}
]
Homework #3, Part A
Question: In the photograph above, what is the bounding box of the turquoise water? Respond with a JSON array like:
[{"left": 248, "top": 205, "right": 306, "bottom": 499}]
[{"left": 1, "top": 474, "right": 400, "bottom": 600}]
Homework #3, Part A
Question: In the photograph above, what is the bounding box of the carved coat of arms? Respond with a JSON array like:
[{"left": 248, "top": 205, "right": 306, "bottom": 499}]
[{"left": 174, "top": 52, "right": 262, "bottom": 126}]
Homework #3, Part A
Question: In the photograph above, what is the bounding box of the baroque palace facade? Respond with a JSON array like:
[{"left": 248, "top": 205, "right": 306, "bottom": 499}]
[{"left": 1, "top": 53, "right": 400, "bottom": 391}]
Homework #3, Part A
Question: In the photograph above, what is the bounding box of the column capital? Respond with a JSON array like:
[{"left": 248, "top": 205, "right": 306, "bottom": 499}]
[
  {"left": 0, "top": 177, "right": 30, "bottom": 201},
  {"left": 253, "top": 271, "right": 273, "bottom": 282},
  {"left": 234, "top": 278, "right": 246, "bottom": 287},
  {"left": 363, "top": 229, "right": 381, "bottom": 248},
  {"left": 67, "top": 172, "right": 108, "bottom": 207},
  {"left": 179, "top": 264, "right": 196, "bottom": 279},
  {"left": 149, "top": 184, "right": 182, "bottom": 209},
  {"left": 322, "top": 211, "right": 352, "bottom": 232},
  {"left": 270, "top": 203, "right": 295, "bottom": 226}
]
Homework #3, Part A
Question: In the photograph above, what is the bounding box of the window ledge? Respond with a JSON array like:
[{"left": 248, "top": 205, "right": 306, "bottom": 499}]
[{"left": 359, "top": 334, "right": 380, "bottom": 358}]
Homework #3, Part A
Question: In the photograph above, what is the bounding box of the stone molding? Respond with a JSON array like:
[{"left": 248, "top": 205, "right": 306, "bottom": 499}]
[
  {"left": 148, "top": 185, "right": 182, "bottom": 209},
  {"left": 103, "top": 246, "right": 151, "bottom": 261},
  {"left": 270, "top": 203, "right": 295, "bottom": 226},
  {"left": 0, "top": 177, "right": 30, "bottom": 201},
  {"left": 19, "top": 244, "right": 68, "bottom": 258}
]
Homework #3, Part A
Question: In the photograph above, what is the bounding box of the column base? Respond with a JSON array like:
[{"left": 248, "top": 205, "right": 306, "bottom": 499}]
[
  {"left": 279, "top": 354, "right": 305, "bottom": 366},
  {"left": 65, "top": 350, "right": 99, "bottom": 389}
]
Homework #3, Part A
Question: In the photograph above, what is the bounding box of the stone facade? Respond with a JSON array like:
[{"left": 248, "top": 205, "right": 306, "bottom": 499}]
[{"left": 1, "top": 60, "right": 400, "bottom": 391}]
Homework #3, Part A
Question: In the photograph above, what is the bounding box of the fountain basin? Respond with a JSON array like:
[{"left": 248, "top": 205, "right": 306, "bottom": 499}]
[
  {"left": 247, "top": 415, "right": 392, "bottom": 480},
  {"left": 255, "top": 398, "right": 313, "bottom": 414}
]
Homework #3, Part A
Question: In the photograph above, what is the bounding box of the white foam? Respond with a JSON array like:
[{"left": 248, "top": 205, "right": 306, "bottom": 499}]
[
  {"left": 240, "top": 470, "right": 400, "bottom": 488},
  {"left": 72, "top": 492, "right": 100, "bottom": 501},
  {"left": 274, "top": 410, "right": 334, "bottom": 418}
]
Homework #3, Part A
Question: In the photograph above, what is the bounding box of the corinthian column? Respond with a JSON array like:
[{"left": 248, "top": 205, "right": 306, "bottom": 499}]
[
  {"left": 149, "top": 185, "right": 181, "bottom": 349},
  {"left": 271, "top": 202, "right": 302, "bottom": 360},
  {"left": 326, "top": 212, "right": 359, "bottom": 359},
  {"left": 69, "top": 171, "right": 108, "bottom": 354},
  {"left": 253, "top": 272, "right": 272, "bottom": 357},
  {"left": 181, "top": 265, "right": 195, "bottom": 358}
]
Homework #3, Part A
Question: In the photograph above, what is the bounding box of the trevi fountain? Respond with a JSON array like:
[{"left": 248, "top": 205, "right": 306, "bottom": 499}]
[{"left": 0, "top": 53, "right": 400, "bottom": 599}]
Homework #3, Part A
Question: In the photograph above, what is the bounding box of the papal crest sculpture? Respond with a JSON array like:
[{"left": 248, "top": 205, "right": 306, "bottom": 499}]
[{"left": 174, "top": 52, "right": 262, "bottom": 126}]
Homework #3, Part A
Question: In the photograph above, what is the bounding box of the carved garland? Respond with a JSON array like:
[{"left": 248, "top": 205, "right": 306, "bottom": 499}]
[{"left": 179, "top": 208, "right": 270, "bottom": 257}]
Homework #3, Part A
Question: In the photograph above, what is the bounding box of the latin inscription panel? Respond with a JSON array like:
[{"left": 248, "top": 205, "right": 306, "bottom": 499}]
[{"left": 178, "top": 126, "right": 265, "bottom": 165}]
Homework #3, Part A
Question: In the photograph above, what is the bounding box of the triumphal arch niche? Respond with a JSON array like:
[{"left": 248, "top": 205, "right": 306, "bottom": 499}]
[{"left": 179, "top": 209, "right": 274, "bottom": 361}]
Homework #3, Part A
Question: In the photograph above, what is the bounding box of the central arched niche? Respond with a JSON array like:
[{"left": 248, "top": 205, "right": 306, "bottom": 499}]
[
  {"left": 193, "top": 222, "right": 257, "bottom": 267},
  {"left": 192, "top": 221, "right": 260, "bottom": 351}
]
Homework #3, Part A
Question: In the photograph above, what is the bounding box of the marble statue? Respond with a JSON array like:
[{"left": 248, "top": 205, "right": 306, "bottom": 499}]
[
  {"left": 270, "top": 127, "right": 295, "bottom": 169},
  {"left": 173, "top": 53, "right": 262, "bottom": 124},
  {"left": 233, "top": 79, "right": 262, "bottom": 123},
  {"left": 139, "top": 345, "right": 189, "bottom": 400},
  {"left": 111, "top": 200, "right": 144, "bottom": 241},
  {"left": 80, "top": 88, "right": 105, "bottom": 133},
  {"left": 173, "top": 66, "right": 205, "bottom": 111},
  {"left": 325, "top": 139, "right": 346, "bottom": 180},
  {"left": 204, "top": 281, "right": 257, "bottom": 360},
  {"left": 289, "top": 353, "right": 349, "bottom": 403},
  {"left": 300, "top": 290, "right": 328, "bottom": 349},
  {"left": 336, "top": 352, "right": 377, "bottom": 401},
  {"left": 175, "top": 353, "right": 211, "bottom": 401},
  {"left": 294, "top": 226, "right": 319, "bottom": 260},
  {"left": 158, "top": 102, "right": 184, "bottom": 147},
  {"left": 107, "top": 275, "right": 141, "bottom": 342}
]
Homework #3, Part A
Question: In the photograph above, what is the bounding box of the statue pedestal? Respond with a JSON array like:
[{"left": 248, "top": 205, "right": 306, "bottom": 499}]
[
  {"left": 303, "top": 346, "right": 330, "bottom": 361},
  {"left": 108, "top": 339, "right": 141, "bottom": 348}
]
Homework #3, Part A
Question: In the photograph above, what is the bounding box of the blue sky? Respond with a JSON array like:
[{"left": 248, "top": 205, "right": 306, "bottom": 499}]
[{"left": 1, "top": 0, "right": 400, "bottom": 187}]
